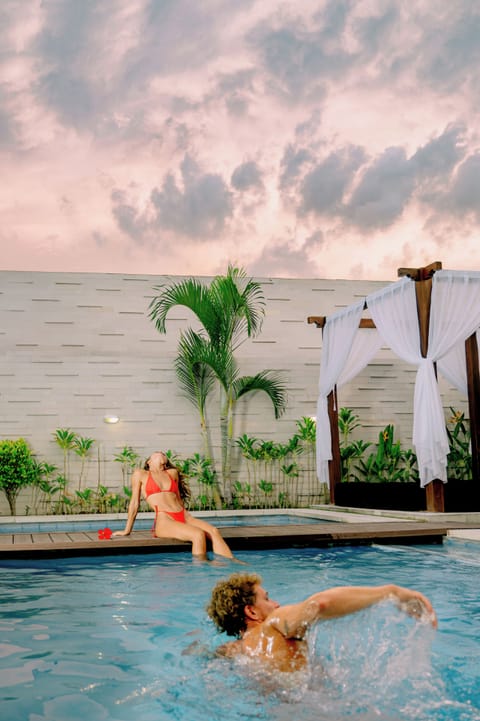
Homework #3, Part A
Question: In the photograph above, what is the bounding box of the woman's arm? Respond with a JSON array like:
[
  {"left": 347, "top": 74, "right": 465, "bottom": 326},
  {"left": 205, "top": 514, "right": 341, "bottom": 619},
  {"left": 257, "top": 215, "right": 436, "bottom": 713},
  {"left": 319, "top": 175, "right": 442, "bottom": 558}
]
[
  {"left": 268, "top": 584, "right": 437, "bottom": 639},
  {"left": 112, "top": 469, "right": 143, "bottom": 536}
]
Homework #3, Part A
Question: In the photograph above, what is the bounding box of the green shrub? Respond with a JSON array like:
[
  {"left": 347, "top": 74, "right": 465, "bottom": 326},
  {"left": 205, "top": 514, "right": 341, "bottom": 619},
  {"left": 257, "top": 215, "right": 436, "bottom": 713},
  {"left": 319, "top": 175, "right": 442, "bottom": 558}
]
[{"left": 0, "top": 439, "right": 39, "bottom": 515}]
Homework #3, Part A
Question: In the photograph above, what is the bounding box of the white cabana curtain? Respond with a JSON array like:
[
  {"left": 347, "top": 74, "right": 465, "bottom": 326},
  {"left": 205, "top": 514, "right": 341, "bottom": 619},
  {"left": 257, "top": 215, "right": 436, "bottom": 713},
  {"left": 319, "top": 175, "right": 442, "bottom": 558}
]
[
  {"left": 437, "top": 330, "right": 480, "bottom": 396},
  {"left": 338, "top": 326, "right": 383, "bottom": 387},
  {"left": 366, "top": 276, "right": 449, "bottom": 486},
  {"left": 432, "top": 271, "right": 480, "bottom": 399},
  {"left": 316, "top": 301, "right": 382, "bottom": 485},
  {"left": 366, "top": 277, "right": 444, "bottom": 486}
]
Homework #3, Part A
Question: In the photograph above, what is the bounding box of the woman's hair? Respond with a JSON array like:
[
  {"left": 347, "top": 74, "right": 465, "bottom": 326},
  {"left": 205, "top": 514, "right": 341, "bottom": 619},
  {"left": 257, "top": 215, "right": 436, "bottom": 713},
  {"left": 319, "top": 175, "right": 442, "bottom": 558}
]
[
  {"left": 144, "top": 452, "right": 191, "bottom": 505},
  {"left": 206, "top": 572, "right": 261, "bottom": 638}
]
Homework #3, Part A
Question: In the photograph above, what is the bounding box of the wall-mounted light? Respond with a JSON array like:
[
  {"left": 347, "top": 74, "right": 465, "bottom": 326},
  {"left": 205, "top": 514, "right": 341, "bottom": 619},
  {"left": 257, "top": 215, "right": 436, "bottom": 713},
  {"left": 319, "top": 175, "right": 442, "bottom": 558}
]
[{"left": 103, "top": 415, "right": 120, "bottom": 424}]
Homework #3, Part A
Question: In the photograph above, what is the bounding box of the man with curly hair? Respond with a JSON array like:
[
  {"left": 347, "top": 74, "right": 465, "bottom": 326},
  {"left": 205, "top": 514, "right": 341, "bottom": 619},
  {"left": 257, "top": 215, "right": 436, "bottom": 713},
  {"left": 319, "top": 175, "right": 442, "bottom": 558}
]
[{"left": 206, "top": 572, "right": 437, "bottom": 673}]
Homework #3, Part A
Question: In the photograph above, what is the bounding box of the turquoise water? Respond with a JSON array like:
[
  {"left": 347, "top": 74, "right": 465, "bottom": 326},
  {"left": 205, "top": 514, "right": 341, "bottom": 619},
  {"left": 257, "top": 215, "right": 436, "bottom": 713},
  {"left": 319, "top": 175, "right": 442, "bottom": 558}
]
[
  {"left": 0, "top": 541, "right": 479, "bottom": 720},
  {"left": 0, "top": 513, "right": 333, "bottom": 534}
]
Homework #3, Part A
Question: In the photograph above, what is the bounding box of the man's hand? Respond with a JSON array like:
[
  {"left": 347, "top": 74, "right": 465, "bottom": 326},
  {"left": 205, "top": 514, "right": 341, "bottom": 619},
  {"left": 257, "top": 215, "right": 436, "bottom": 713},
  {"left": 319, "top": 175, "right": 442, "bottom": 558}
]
[{"left": 394, "top": 587, "right": 437, "bottom": 627}]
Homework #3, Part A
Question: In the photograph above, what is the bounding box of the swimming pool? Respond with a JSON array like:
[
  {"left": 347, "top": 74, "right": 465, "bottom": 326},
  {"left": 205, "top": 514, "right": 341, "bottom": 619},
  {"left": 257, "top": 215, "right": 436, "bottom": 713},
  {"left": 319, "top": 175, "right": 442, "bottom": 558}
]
[
  {"left": 0, "top": 512, "right": 335, "bottom": 534},
  {"left": 1, "top": 541, "right": 478, "bottom": 721}
]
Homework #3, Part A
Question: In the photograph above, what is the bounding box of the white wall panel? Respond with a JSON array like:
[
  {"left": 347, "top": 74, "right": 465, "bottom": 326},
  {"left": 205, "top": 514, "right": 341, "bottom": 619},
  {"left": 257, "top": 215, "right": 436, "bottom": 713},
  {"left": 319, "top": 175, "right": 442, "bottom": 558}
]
[{"left": 0, "top": 270, "right": 467, "bottom": 514}]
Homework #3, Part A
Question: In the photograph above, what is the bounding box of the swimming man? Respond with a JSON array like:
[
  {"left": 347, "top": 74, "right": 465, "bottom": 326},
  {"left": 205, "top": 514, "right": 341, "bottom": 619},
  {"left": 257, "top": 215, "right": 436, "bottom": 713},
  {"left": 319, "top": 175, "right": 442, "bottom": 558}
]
[{"left": 206, "top": 572, "right": 437, "bottom": 673}]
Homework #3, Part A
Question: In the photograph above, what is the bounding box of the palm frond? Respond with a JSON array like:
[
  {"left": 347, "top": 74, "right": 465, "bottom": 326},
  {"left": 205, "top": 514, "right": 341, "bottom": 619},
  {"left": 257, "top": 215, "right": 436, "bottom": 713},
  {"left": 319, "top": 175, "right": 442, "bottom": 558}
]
[
  {"left": 194, "top": 339, "right": 238, "bottom": 393},
  {"left": 233, "top": 370, "right": 288, "bottom": 419},
  {"left": 175, "top": 330, "right": 216, "bottom": 412},
  {"left": 209, "top": 266, "right": 265, "bottom": 348},
  {"left": 149, "top": 278, "right": 219, "bottom": 336}
]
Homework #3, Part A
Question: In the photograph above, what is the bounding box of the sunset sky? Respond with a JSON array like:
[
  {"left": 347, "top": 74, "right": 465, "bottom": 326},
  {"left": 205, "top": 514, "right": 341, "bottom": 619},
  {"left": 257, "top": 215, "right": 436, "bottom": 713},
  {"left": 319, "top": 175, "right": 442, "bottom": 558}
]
[{"left": 2, "top": 0, "right": 480, "bottom": 281}]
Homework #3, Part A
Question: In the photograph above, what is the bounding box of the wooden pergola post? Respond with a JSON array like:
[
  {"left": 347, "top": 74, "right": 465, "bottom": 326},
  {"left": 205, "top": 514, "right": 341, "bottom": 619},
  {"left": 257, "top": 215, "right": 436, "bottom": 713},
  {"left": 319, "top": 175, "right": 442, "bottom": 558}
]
[
  {"left": 327, "top": 386, "right": 341, "bottom": 504},
  {"left": 306, "top": 316, "right": 342, "bottom": 503},
  {"left": 398, "top": 262, "right": 445, "bottom": 512},
  {"left": 465, "top": 332, "right": 480, "bottom": 483}
]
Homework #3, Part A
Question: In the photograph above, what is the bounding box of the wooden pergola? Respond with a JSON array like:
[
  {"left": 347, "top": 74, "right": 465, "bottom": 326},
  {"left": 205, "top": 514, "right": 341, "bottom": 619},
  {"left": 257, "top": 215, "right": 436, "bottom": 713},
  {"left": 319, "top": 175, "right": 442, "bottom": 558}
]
[{"left": 308, "top": 262, "right": 480, "bottom": 512}]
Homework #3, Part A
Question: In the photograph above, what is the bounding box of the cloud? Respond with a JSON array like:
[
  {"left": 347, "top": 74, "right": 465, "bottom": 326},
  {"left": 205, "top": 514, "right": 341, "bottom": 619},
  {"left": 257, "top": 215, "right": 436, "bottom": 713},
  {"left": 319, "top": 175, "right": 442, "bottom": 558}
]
[
  {"left": 231, "top": 161, "right": 263, "bottom": 191},
  {"left": 440, "top": 153, "right": 480, "bottom": 219},
  {"left": 249, "top": 233, "right": 324, "bottom": 277},
  {"left": 0, "top": 95, "right": 14, "bottom": 146},
  {"left": 110, "top": 155, "right": 234, "bottom": 241},
  {"left": 214, "top": 68, "right": 256, "bottom": 117},
  {"left": 31, "top": 0, "right": 99, "bottom": 127},
  {"left": 352, "top": 4, "right": 399, "bottom": 58},
  {"left": 150, "top": 156, "right": 233, "bottom": 238},
  {"left": 300, "top": 145, "right": 366, "bottom": 216},
  {"left": 279, "top": 144, "right": 313, "bottom": 191},
  {"left": 248, "top": 1, "right": 358, "bottom": 104},
  {"left": 111, "top": 189, "right": 149, "bottom": 239},
  {"left": 412, "top": 123, "right": 467, "bottom": 180},
  {"left": 36, "top": 71, "right": 94, "bottom": 128},
  {"left": 416, "top": 7, "right": 480, "bottom": 95},
  {"left": 344, "top": 146, "right": 415, "bottom": 229}
]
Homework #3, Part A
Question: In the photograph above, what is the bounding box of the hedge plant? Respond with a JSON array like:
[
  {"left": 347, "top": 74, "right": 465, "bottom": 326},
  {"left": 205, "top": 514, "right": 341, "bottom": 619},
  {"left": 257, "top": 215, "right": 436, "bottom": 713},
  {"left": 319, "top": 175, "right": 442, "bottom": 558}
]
[{"left": 0, "top": 438, "right": 39, "bottom": 515}]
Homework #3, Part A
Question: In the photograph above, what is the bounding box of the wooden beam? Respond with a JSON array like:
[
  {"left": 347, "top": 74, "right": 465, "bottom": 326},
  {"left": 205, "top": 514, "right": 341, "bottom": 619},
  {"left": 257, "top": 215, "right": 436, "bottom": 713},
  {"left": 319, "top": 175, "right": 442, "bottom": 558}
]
[
  {"left": 308, "top": 316, "right": 376, "bottom": 329},
  {"left": 465, "top": 332, "right": 480, "bottom": 483},
  {"left": 397, "top": 261, "right": 442, "bottom": 281},
  {"left": 307, "top": 315, "right": 326, "bottom": 328}
]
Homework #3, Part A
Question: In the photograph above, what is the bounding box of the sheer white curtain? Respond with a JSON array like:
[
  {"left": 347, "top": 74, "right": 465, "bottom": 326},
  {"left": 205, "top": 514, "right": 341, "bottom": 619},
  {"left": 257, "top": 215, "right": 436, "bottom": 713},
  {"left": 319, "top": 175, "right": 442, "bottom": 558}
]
[
  {"left": 365, "top": 277, "right": 443, "bottom": 486},
  {"left": 338, "top": 325, "right": 383, "bottom": 387},
  {"left": 431, "top": 271, "right": 480, "bottom": 401},
  {"left": 316, "top": 301, "right": 382, "bottom": 486},
  {"left": 438, "top": 330, "right": 480, "bottom": 396}
]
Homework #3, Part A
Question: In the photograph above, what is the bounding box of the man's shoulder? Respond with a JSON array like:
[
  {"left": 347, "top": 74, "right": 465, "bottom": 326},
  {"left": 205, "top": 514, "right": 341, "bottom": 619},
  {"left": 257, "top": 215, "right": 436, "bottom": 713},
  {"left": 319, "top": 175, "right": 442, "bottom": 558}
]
[{"left": 216, "top": 640, "right": 243, "bottom": 658}]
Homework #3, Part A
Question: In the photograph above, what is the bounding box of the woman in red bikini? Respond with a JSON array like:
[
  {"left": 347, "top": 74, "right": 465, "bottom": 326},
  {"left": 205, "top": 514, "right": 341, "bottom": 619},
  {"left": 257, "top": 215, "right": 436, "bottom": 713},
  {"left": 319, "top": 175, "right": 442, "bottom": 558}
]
[{"left": 112, "top": 451, "right": 235, "bottom": 560}]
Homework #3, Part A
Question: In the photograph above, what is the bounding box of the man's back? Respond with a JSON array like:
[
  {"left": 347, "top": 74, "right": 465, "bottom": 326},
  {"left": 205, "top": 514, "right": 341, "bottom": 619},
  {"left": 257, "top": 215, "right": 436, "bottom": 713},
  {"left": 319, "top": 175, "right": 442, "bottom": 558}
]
[{"left": 218, "top": 621, "right": 308, "bottom": 672}]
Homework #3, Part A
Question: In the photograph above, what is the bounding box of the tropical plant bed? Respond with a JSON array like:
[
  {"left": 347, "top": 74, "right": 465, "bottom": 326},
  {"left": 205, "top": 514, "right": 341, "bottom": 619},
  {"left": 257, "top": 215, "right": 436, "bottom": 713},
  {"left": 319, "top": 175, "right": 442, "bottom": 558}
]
[
  {"left": 334, "top": 482, "right": 425, "bottom": 512},
  {"left": 335, "top": 479, "right": 480, "bottom": 512},
  {"left": 444, "top": 480, "right": 480, "bottom": 512}
]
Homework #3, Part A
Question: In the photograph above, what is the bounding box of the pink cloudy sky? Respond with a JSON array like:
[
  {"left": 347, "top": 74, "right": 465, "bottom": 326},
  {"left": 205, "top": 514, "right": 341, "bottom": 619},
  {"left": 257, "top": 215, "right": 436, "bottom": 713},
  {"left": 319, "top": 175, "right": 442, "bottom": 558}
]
[{"left": 2, "top": 1, "right": 480, "bottom": 280}]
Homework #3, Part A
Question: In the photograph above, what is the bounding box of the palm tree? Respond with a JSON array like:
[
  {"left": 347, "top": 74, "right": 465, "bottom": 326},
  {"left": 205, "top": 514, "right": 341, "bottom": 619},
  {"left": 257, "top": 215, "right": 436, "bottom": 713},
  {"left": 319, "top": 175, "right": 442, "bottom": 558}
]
[
  {"left": 52, "top": 428, "right": 77, "bottom": 487},
  {"left": 149, "top": 265, "right": 287, "bottom": 503},
  {"left": 73, "top": 436, "right": 95, "bottom": 490}
]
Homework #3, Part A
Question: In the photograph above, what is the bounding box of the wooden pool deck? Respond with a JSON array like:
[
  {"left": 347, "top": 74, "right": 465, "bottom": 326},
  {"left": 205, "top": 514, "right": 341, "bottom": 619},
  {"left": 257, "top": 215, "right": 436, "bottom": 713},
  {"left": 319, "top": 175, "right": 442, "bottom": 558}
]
[{"left": 1, "top": 517, "right": 479, "bottom": 559}]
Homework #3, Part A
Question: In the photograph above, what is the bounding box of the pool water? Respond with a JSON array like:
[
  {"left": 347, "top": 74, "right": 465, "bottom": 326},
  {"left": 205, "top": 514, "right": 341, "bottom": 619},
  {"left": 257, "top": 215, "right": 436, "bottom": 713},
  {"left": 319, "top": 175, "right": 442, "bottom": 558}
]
[
  {"left": 0, "top": 513, "right": 333, "bottom": 534},
  {"left": 0, "top": 541, "right": 479, "bottom": 721}
]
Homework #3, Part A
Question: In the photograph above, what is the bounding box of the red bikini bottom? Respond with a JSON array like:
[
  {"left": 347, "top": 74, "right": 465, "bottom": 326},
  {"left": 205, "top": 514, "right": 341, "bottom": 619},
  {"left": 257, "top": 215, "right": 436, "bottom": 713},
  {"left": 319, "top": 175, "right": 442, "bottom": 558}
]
[{"left": 151, "top": 506, "right": 186, "bottom": 536}]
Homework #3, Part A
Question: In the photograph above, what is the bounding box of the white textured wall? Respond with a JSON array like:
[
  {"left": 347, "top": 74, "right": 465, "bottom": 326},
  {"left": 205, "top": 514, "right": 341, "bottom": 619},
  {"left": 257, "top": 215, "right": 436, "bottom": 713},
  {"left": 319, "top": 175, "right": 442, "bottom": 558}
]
[{"left": 0, "top": 270, "right": 466, "bottom": 514}]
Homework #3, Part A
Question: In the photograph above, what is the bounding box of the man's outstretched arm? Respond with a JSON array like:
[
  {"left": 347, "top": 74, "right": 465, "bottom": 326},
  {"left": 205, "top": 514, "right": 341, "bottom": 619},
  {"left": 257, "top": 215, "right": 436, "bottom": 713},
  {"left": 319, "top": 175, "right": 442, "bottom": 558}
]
[{"left": 267, "top": 584, "right": 437, "bottom": 639}]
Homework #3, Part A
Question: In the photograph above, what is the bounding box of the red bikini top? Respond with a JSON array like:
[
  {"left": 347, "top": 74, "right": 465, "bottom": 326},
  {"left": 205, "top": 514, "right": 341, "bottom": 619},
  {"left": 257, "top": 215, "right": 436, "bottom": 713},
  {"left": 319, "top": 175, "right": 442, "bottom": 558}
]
[{"left": 145, "top": 472, "right": 179, "bottom": 499}]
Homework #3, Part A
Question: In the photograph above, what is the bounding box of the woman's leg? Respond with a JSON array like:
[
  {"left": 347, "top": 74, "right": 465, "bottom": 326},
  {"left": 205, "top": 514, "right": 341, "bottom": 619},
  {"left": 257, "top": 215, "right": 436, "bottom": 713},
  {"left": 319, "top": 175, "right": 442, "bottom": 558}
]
[
  {"left": 154, "top": 514, "right": 208, "bottom": 558},
  {"left": 185, "top": 516, "right": 234, "bottom": 558}
]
